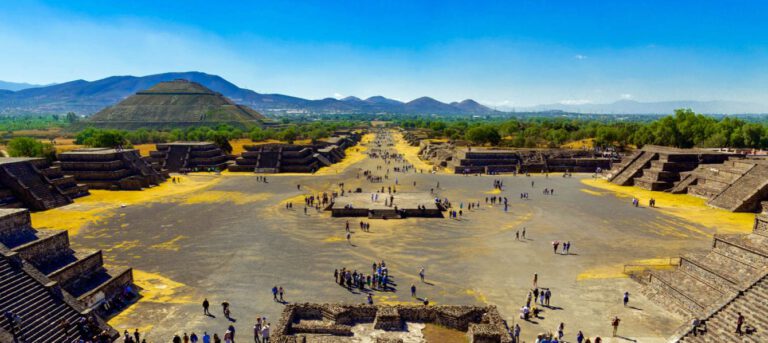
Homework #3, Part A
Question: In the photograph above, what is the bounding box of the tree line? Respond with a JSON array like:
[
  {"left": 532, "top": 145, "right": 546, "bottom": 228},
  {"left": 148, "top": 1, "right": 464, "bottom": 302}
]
[{"left": 398, "top": 109, "right": 768, "bottom": 149}]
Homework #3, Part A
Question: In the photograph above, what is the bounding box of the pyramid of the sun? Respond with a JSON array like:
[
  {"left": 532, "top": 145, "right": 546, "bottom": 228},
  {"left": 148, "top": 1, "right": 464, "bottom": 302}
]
[{"left": 88, "top": 79, "right": 265, "bottom": 129}]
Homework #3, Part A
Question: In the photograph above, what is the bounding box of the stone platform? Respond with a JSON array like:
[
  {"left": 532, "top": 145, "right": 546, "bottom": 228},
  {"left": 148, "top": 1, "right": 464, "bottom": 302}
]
[{"left": 328, "top": 192, "right": 443, "bottom": 218}]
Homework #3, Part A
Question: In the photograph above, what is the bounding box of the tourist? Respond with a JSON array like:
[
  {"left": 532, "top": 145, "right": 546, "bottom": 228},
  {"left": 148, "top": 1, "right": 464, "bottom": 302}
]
[
  {"left": 228, "top": 324, "right": 236, "bottom": 342},
  {"left": 557, "top": 322, "right": 565, "bottom": 340},
  {"left": 513, "top": 323, "right": 521, "bottom": 342},
  {"left": 522, "top": 227, "right": 527, "bottom": 239},
  {"left": 423, "top": 298, "right": 429, "bottom": 306},
  {"left": 134, "top": 328, "right": 141, "bottom": 342},
  {"left": 691, "top": 318, "right": 700, "bottom": 336},
  {"left": 191, "top": 332, "right": 199, "bottom": 343},
  {"left": 203, "top": 332, "right": 211, "bottom": 343},
  {"left": 611, "top": 316, "right": 621, "bottom": 337},
  {"left": 367, "top": 293, "right": 373, "bottom": 305},
  {"left": 736, "top": 312, "right": 744, "bottom": 335},
  {"left": 184, "top": 332, "right": 190, "bottom": 343},
  {"left": 576, "top": 330, "right": 584, "bottom": 343},
  {"left": 623, "top": 292, "right": 630, "bottom": 307},
  {"left": 411, "top": 284, "right": 416, "bottom": 297},
  {"left": 533, "top": 273, "right": 538, "bottom": 287},
  {"left": 203, "top": 298, "right": 211, "bottom": 315},
  {"left": 272, "top": 286, "right": 278, "bottom": 301},
  {"left": 419, "top": 267, "right": 425, "bottom": 282},
  {"left": 213, "top": 333, "right": 221, "bottom": 343},
  {"left": 279, "top": 286, "right": 285, "bottom": 302},
  {"left": 254, "top": 319, "right": 262, "bottom": 343},
  {"left": 173, "top": 335, "right": 182, "bottom": 343},
  {"left": 261, "top": 323, "right": 271, "bottom": 343}
]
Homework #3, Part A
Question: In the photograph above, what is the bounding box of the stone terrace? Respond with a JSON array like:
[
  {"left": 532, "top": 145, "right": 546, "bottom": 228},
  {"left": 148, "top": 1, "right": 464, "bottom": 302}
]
[
  {"left": 57, "top": 148, "right": 168, "bottom": 190},
  {"left": 0, "top": 208, "right": 136, "bottom": 341},
  {"left": 148, "top": 141, "right": 230, "bottom": 172},
  {"left": 273, "top": 303, "right": 512, "bottom": 343},
  {"left": 671, "top": 157, "right": 768, "bottom": 212},
  {"left": 605, "top": 145, "right": 737, "bottom": 191},
  {"left": 0, "top": 157, "right": 87, "bottom": 211},
  {"left": 229, "top": 135, "right": 360, "bottom": 173},
  {"left": 631, "top": 206, "right": 768, "bottom": 341},
  {"left": 328, "top": 192, "right": 443, "bottom": 219}
]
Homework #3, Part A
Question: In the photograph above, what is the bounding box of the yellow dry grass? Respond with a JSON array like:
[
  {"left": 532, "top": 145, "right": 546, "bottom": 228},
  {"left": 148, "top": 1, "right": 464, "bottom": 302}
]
[
  {"left": 561, "top": 138, "right": 595, "bottom": 150},
  {"left": 422, "top": 324, "right": 469, "bottom": 343},
  {"left": 576, "top": 258, "right": 679, "bottom": 281},
  {"left": 31, "top": 175, "right": 222, "bottom": 236},
  {"left": 581, "top": 179, "right": 754, "bottom": 235}
]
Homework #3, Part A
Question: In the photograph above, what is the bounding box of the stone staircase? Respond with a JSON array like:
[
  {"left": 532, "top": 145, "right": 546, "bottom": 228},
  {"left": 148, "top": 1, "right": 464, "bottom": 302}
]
[
  {"left": 608, "top": 151, "right": 656, "bottom": 186},
  {"left": 0, "top": 254, "right": 88, "bottom": 343},
  {"left": 0, "top": 160, "right": 72, "bottom": 211},
  {"left": 163, "top": 145, "right": 189, "bottom": 172},
  {"left": 639, "top": 212, "right": 768, "bottom": 315},
  {"left": 708, "top": 164, "right": 768, "bottom": 212},
  {"left": 0, "top": 208, "right": 135, "bottom": 317}
]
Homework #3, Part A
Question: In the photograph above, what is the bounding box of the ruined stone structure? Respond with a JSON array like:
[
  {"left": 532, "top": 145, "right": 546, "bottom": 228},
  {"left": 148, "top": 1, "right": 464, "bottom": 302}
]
[
  {"left": 229, "top": 135, "right": 360, "bottom": 173},
  {"left": 0, "top": 157, "right": 88, "bottom": 211},
  {"left": 57, "top": 148, "right": 168, "bottom": 190},
  {"left": 605, "top": 145, "right": 736, "bottom": 191},
  {"left": 272, "top": 303, "right": 512, "bottom": 343},
  {"left": 328, "top": 192, "right": 444, "bottom": 219},
  {"left": 147, "top": 142, "right": 230, "bottom": 172},
  {"left": 402, "top": 130, "right": 429, "bottom": 146},
  {"left": 669, "top": 156, "right": 768, "bottom": 212},
  {"left": 629, "top": 204, "right": 768, "bottom": 341},
  {"left": 0, "top": 208, "right": 133, "bottom": 341},
  {"left": 419, "top": 143, "right": 612, "bottom": 175}
]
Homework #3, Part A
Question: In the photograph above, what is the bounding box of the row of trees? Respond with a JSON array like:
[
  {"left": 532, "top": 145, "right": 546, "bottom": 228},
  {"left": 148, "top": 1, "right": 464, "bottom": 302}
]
[{"left": 400, "top": 109, "right": 768, "bottom": 149}]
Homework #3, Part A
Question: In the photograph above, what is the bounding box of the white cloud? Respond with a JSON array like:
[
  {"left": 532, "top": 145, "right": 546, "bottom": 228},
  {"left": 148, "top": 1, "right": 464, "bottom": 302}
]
[
  {"left": 559, "top": 99, "right": 592, "bottom": 105},
  {"left": 574, "top": 54, "right": 587, "bottom": 60},
  {"left": 620, "top": 93, "right": 633, "bottom": 99},
  {"left": 333, "top": 92, "right": 343, "bottom": 99}
]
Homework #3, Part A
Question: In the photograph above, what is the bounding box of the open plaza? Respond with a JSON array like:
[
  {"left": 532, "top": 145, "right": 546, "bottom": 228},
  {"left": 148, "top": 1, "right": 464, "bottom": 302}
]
[{"left": 7, "top": 129, "right": 759, "bottom": 342}]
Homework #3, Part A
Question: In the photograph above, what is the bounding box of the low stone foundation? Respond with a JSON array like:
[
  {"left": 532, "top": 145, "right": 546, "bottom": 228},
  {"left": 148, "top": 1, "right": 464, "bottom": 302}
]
[{"left": 273, "top": 303, "right": 512, "bottom": 343}]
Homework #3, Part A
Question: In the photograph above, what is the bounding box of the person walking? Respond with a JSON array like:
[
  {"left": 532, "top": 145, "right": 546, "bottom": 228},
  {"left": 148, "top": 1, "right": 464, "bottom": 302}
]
[
  {"left": 261, "top": 323, "right": 270, "bottom": 343},
  {"left": 411, "top": 284, "right": 416, "bottom": 297},
  {"left": 279, "top": 287, "right": 285, "bottom": 302},
  {"left": 623, "top": 292, "right": 630, "bottom": 307},
  {"left": 272, "top": 286, "right": 278, "bottom": 301},
  {"left": 736, "top": 312, "right": 745, "bottom": 335},
  {"left": 611, "top": 316, "right": 621, "bottom": 337},
  {"left": 203, "top": 298, "right": 210, "bottom": 315}
]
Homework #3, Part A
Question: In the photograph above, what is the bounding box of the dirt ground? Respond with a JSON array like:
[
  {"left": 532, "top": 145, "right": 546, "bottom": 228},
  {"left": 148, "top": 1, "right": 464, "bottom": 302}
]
[{"left": 29, "top": 129, "right": 751, "bottom": 343}]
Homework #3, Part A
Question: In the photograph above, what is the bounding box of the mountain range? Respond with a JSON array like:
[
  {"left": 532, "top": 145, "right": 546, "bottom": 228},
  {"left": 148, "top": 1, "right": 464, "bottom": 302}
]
[
  {"left": 1, "top": 72, "right": 765, "bottom": 116},
  {"left": 0, "top": 72, "right": 496, "bottom": 116}
]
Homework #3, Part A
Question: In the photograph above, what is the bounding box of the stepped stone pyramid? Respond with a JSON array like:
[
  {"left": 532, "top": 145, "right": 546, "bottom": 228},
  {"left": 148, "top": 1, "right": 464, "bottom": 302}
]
[
  {"left": 670, "top": 156, "right": 768, "bottom": 213},
  {"left": 629, "top": 203, "right": 768, "bottom": 342},
  {"left": 87, "top": 80, "right": 265, "bottom": 129},
  {"left": 229, "top": 133, "right": 360, "bottom": 173},
  {"left": 1, "top": 208, "right": 133, "bottom": 341},
  {"left": 57, "top": 148, "right": 168, "bottom": 190},
  {"left": 147, "top": 142, "right": 230, "bottom": 172},
  {"left": 605, "top": 145, "right": 736, "bottom": 191},
  {"left": 0, "top": 157, "right": 88, "bottom": 211}
]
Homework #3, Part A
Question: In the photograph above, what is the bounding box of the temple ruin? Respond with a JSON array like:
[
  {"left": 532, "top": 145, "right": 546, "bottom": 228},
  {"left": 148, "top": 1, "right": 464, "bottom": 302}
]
[
  {"left": 272, "top": 303, "right": 513, "bottom": 343},
  {"left": 57, "top": 148, "right": 168, "bottom": 190},
  {"left": 229, "top": 134, "right": 361, "bottom": 173},
  {"left": 0, "top": 157, "right": 88, "bottom": 211},
  {"left": 628, "top": 204, "right": 768, "bottom": 341},
  {"left": 0, "top": 208, "right": 134, "bottom": 341},
  {"left": 418, "top": 141, "right": 613, "bottom": 174},
  {"left": 147, "top": 142, "right": 230, "bottom": 172},
  {"left": 604, "top": 145, "right": 737, "bottom": 191},
  {"left": 328, "top": 192, "right": 444, "bottom": 218}
]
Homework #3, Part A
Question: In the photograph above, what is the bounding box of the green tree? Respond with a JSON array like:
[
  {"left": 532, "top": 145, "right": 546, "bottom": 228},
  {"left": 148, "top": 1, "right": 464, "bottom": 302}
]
[{"left": 7, "top": 137, "right": 55, "bottom": 160}]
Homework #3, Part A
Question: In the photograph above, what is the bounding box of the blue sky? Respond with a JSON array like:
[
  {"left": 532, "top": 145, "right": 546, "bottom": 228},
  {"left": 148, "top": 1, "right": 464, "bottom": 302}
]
[{"left": 1, "top": 0, "right": 766, "bottom": 107}]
